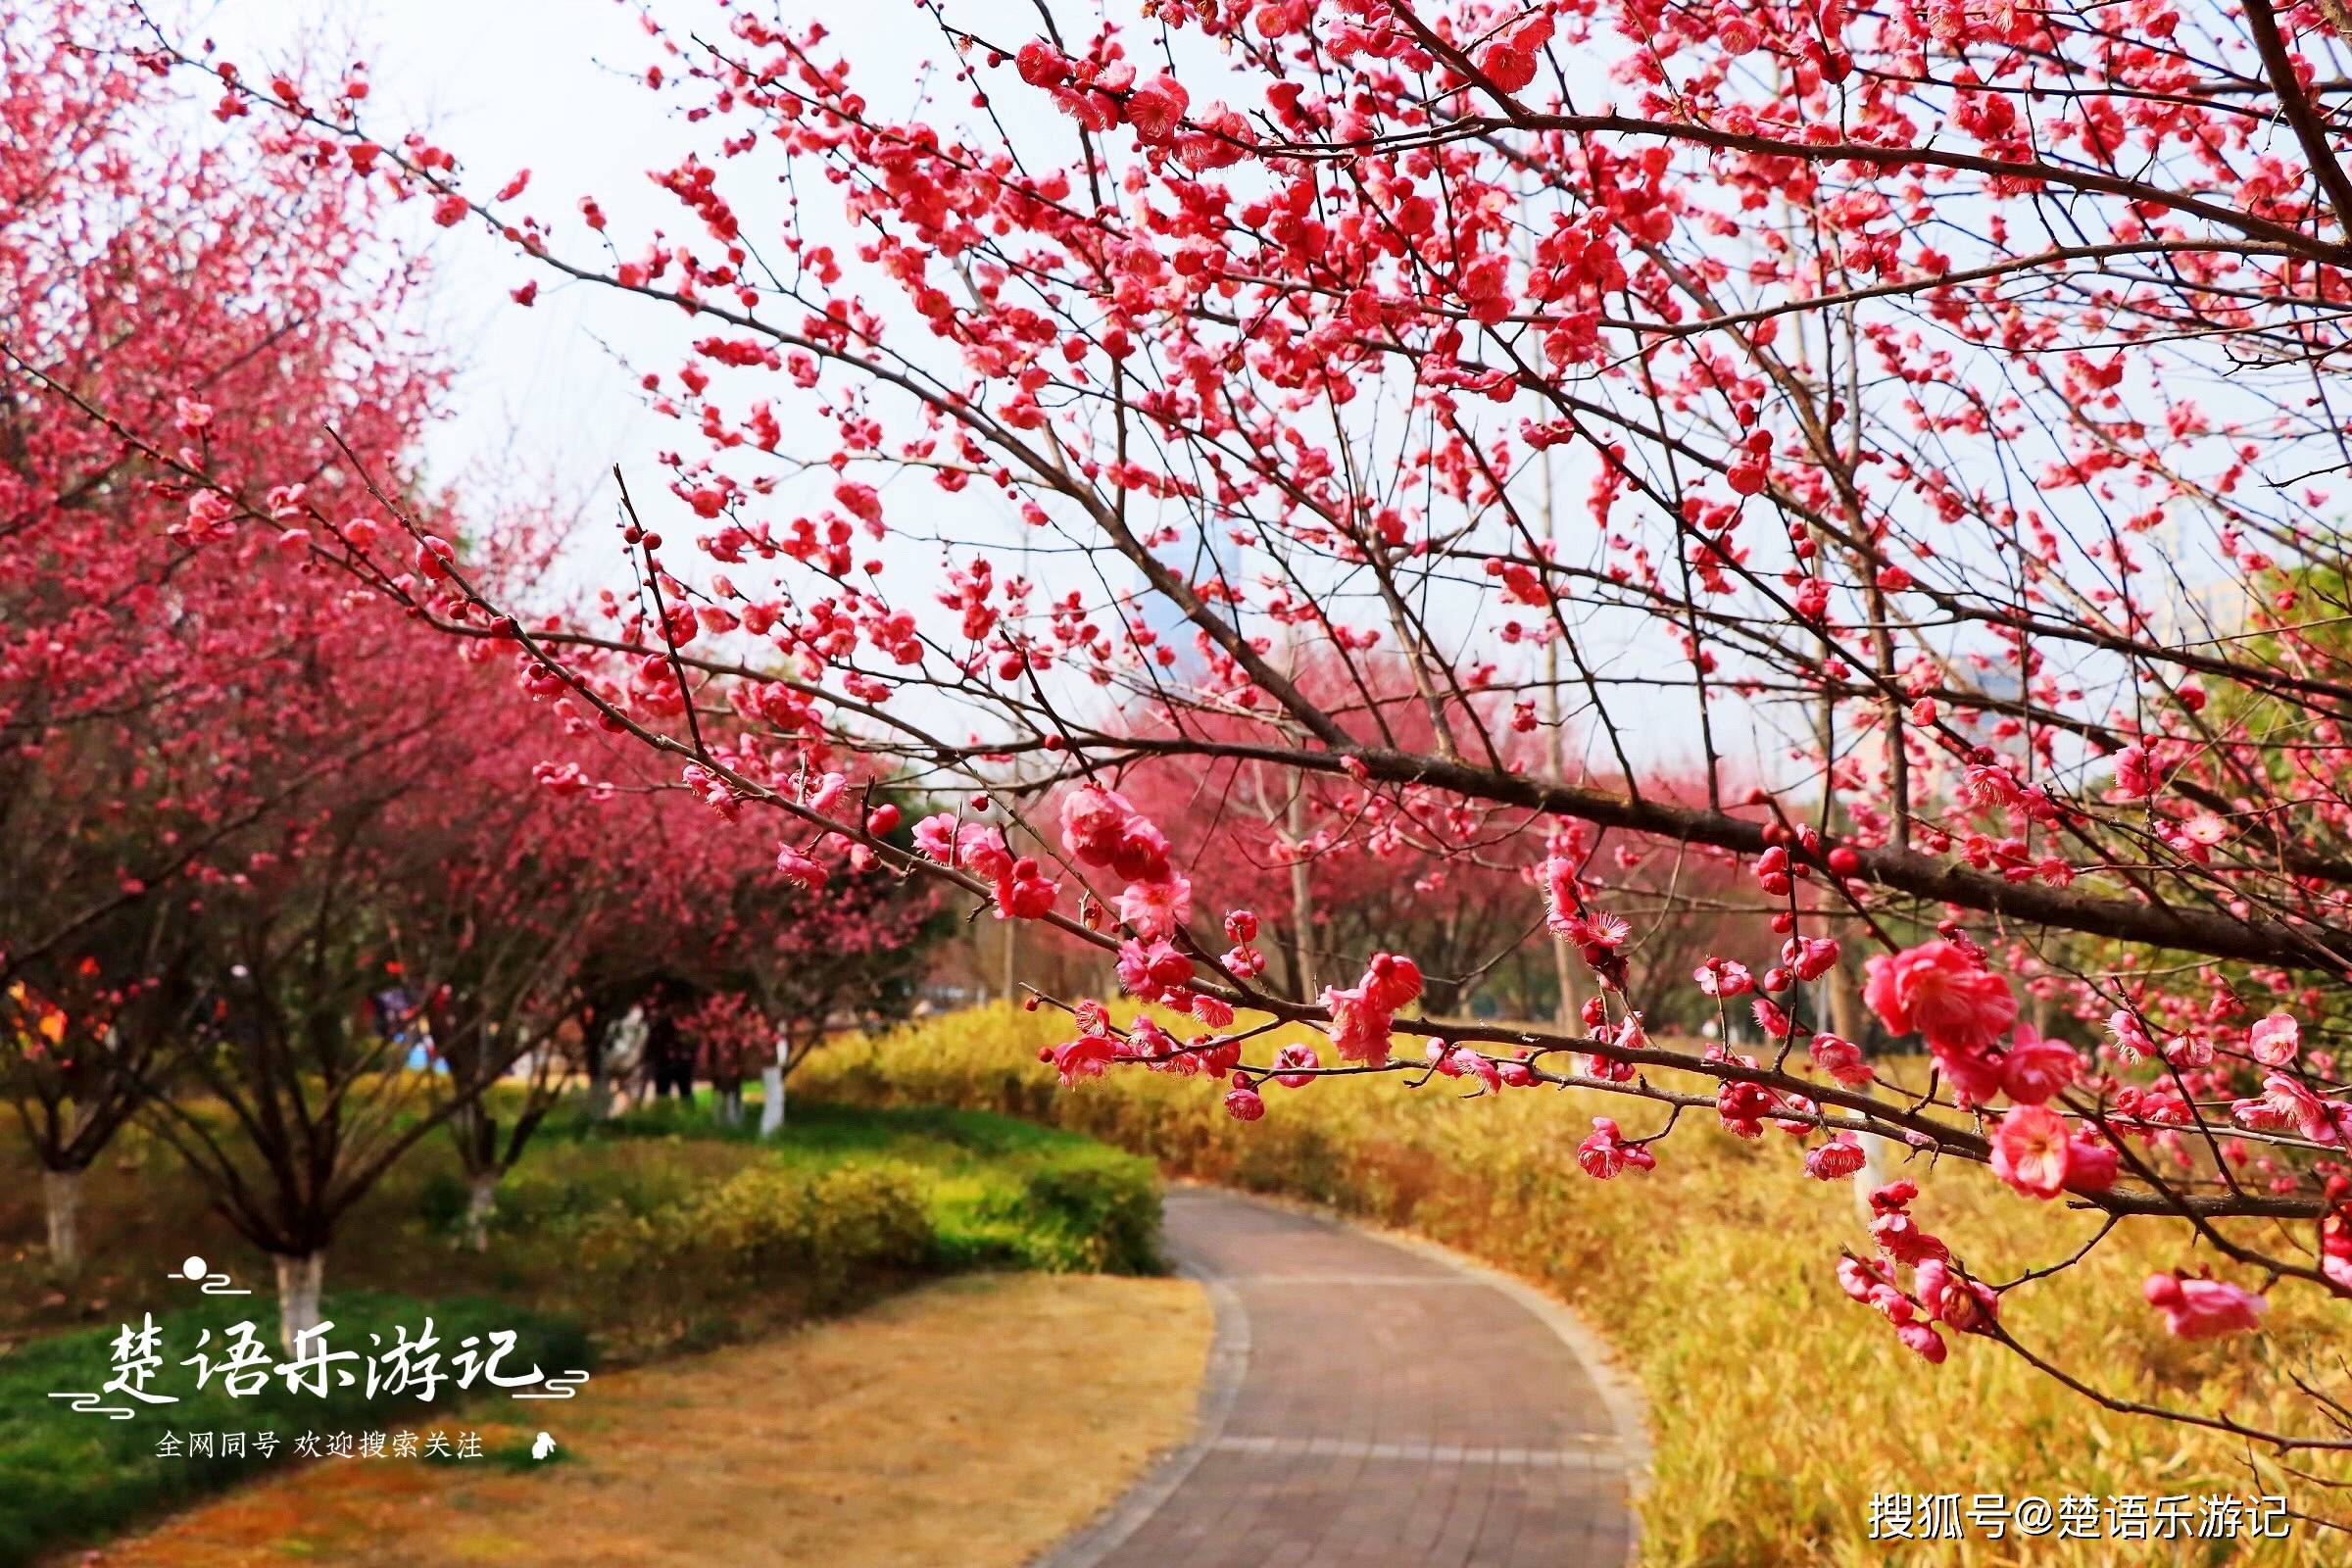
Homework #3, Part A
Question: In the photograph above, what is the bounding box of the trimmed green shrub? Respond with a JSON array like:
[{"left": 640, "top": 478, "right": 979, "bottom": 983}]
[{"left": 574, "top": 1159, "right": 933, "bottom": 1317}]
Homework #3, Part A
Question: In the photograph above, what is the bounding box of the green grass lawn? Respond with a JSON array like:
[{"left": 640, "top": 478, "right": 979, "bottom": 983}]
[
  {"left": 0, "top": 1096, "right": 1163, "bottom": 1566},
  {"left": 547, "top": 1098, "right": 1163, "bottom": 1274}
]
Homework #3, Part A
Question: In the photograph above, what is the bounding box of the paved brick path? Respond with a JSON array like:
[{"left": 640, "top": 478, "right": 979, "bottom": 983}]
[{"left": 1039, "top": 1188, "right": 1642, "bottom": 1568}]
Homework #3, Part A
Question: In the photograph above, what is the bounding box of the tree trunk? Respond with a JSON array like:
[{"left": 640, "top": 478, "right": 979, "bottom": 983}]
[
  {"left": 760, "top": 1048, "right": 787, "bottom": 1138},
  {"left": 1286, "top": 788, "right": 1318, "bottom": 1002},
  {"left": 274, "top": 1251, "right": 326, "bottom": 1351},
  {"left": 1539, "top": 456, "right": 1580, "bottom": 1033},
  {"left": 585, "top": 1063, "right": 612, "bottom": 1121},
  {"left": 1551, "top": 938, "right": 1582, "bottom": 1031},
  {"left": 42, "top": 1167, "right": 84, "bottom": 1273},
  {"left": 463, "top": 1172, "right": 499, "bottom": 1252}
]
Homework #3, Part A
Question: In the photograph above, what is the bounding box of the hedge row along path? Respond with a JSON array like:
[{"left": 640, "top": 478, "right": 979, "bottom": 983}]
[{"left": 1041, "top": 1187, "right": 1645, "bottom": 1568}]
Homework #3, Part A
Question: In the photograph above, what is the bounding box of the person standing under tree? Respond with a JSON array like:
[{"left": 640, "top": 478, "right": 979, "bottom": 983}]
[{"left": 643, "top": 988, "right": 695, "bottom": 1104}]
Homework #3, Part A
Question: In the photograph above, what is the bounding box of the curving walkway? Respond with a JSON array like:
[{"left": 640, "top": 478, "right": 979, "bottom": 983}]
[{"left": 1039, "top": 1188, "right": 1644, "bottom": 1568}]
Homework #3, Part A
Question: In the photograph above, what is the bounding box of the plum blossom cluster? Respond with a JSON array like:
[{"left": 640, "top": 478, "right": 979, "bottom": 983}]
[
  {"left": 1837, "top": 1182, "right": 2000, "bottom": 1365},
  {"left": 910, "top": 809, "right": 1059, "bottom": 920}
]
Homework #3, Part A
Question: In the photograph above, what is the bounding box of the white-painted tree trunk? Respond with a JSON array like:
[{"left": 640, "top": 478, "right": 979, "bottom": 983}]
[
  {"left": 605, "top": 1006, "right": 649, "bottom": 1115},
  {"left": 274, "top": 1251, "right": 326, "bottom": 1351},
  {"left": 463, "top": 1172, "right": 500, "bottom": 1251},
  {"left": 760, "top": 1050, "right": 787, "bottom": 1139},
  {"left": 1852, "top": 1132, "right": 1892, "bottom": 1227},
  {"left": 42, "top": 1168, "right": 84, "bottom": 1272}
]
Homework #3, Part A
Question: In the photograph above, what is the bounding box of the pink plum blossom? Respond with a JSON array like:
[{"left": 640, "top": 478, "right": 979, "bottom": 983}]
[
  {"left": 1271, "top": 1044, "right": 1320, "bottom": 1088},
  {"left": 1191, "top": 995, "right": 1236, "bottom": 1028},
  {"left": 772, "top": 844, "right": 827, "bottom": 889},
  {"left": 1808, "top": 1033, "right": 1875, "bottom": 1088},
  {"left": 2248, "top": 1012, "right": 2301, "bottom": 1067},
  {"left": 1362, "top": 952, "right": 1423, "bottom": 1011},
  {"left": 1863, "top": 940, "right": 2018, "bottom": 1054},
  {"left": 1321, "top": 982, "right": 1394, "bottom": 1065},
  {"left": 1990, "top": 1104, "right": 2074, "bottom": 1199},
  {"left": 1539, "top": 855, "right": 1581, "bottom": 937},
  {"left": 2142, "top": 1273, "right": 2268, "bottom": 1340},
  {"left": 1059, "top": 783, "right": 1134, "bottom": 865},
  {"left": 1576, "top": 1116, "right": 1655, "bottom": 1180},
  {"left": 1115, "top": 870, "right": 1192, "bottom": 939},
  {"left": 911, "top": 811, "right": 958, "bottom": 862},
  {"left": 1804, "top": 1134, "right": 1868, "bottom": 1181},
  {"left": 1693, "top": 957, "right": 1753, "bottom": 998},
  {"left": 2111, "top": 743, "right": 2160, "bottom": 799},
  {"left": 1426, "top": 1042, "right": 1503, "bottom": 1094},
  {"left": 993, "top": 857, "right": 1058, "bottom": 919},
  {"left": 2231, "top": 1074, "right": 2347, "bottom": 1146},
  {"left": 2105, "top": 1009, "right": 2154, "bottom": 1063},
  {"left": 1999, "top": 1026, "right": 2081, "bottom": 1106},
  {"left": 1116, "top": 938, "right": 1192, "bottom": 1000},
  {"left": 1895, "top": 1320, "right": 1948, "bottom": 1363},
  {"left": 955, "top": 822, "right": 1013, "bottom": 881},
  {"left": 2066, "top": 1132, "right": 2120, "bottom": 1193},
  {"left": 1915, "top": 1258, "right": 1998, "bottom": 1334},
  {"left": 1049, "top": 1031, "right": 1117, "bottom": 1086}
]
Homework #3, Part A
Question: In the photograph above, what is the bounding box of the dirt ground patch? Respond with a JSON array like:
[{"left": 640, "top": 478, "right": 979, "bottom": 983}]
[{"left": 80, "top": 1272, "right": 1209, "bottom": 1568}]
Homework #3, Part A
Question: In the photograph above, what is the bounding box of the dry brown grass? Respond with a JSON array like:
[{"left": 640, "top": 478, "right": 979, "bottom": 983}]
[{"left": 81, "top": 1272, "right": 1209, "bottom": 1568}]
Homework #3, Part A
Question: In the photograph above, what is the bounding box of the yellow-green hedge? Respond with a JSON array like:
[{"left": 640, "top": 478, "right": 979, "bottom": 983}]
[
  {"left": 575, "top": 1160, "right": 934, "bottom": 1326},
  {"left": 808, "top": 1004, "right": 2349, "bottom": 1567}
]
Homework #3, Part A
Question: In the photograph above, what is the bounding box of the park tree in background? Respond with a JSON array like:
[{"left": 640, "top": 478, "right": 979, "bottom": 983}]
[
  {"left": 547, "top": 795, "right": 944, "bottom": 1128},
  {"left": 677, "top": 991, "right": 768, "bottom": 1127},
  {"left": 0, "top": 5, "right": 768, "bottom": 1333},
  {"left": 643, "top": 825, "right": 945, "bottom": 1131},
  {"left": 94, "top": 0, "right": 2352, "bottom": 1500},
  {"left": 721, "top": 849, "right": 944, "bottom": 1133},
  {"left": 384, "top": 775, "right": 610, "bottom": 1249},
  {"left": 136, "top": 629, "right": 508, "bottom": 1345},
  {"left": 1102, "top": 656, "right": 1549, "bottom": 1011},
  {"left": 0, "top": 892, "right": 198, "bottom": 1272},
  {"left": 550, "top": 793, "right": 795, "bottom": 1119},
  {"left": 0, "top": 0, "right": 435, "bottom": 1273}
]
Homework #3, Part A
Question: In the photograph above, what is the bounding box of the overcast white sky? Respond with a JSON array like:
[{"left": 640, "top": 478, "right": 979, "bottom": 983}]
[
  {"left": 192, "top": 0, "right": 713, "bottom": 519},
  {"left": 185, "top": 1, "right": 1145, "bottom": 525}
]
